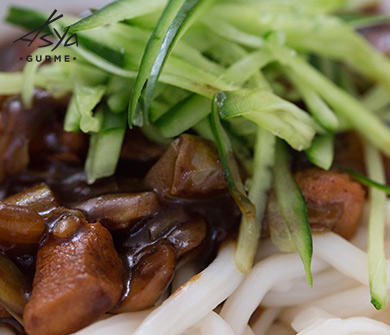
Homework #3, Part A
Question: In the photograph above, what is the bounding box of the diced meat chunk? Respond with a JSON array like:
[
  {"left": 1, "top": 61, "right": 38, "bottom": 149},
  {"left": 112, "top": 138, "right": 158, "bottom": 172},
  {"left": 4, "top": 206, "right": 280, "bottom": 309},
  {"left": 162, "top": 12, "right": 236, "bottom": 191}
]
[
  {"left": 23, "top": 218, "right": 124, "bottom": 335},
  {"left": 0, "top": 203, "right": 44, "bottom": 245},
  {"left": 145, "top": 134, "right": 227, "bottom": 198},
  {"left": 72, "top": 192, "right": 159, "bottom": 230},
  {"left": 116, "top": 243, "right": 175, "bottom": 313},
  {"left": 295, "top": 168, "right": 366, "bottom": 239},
  {"left": 4, "top": 184, "right": 58, "bottom": 215}
]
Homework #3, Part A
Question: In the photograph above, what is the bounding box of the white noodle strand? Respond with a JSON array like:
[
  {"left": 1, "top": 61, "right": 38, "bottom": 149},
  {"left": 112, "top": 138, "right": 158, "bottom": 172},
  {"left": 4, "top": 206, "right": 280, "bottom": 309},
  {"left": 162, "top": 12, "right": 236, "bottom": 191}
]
[
  {"left": 280, "top": 286, "right": 385, "bottom": 325},
  {"left": 297, "top": 317, "right": 390, "bottom": 335},
  {"left": 134, "top": 242, "right": 244, "bottom": 335},
  {"left": 243, "top": 325, "right": 255, "bottom": 335},
  {"left": 71, "top": 310, "right": 151, "bottom": 335},
  {"left": 250, "top": 307, "right": 281, "bottom": 335},
  {"left": 263, "top": 268, "right": 358, "bottom": 307},
  {"left": 267, "top": 322, "right": 296, "bottom": 335},
  {"left": 220, "top": 253, "right": 326, "bottom": 335},
  {"left": 183, "top": 312, "right": 234, "bottom": 335},
  {"left": 313, "top": 232, "right": 390, "bottom": 287},
  {"left": 291, "top": 306, "right": 335, "bottom": 332}
]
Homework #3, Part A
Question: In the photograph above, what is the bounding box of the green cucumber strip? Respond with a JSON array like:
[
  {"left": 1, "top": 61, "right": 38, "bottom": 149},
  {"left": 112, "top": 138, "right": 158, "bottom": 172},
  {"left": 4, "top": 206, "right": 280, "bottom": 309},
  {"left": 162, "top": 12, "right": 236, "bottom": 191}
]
[
  {"left": 77, "top": 85, "right": 106, "bottom": 133},
  {"left": 216, "top": 89, "right": 317, "bottom": 151},
  {"left": 363, "top": 142, "right": 387, "bottom": 310},
  {"left": 305, "top": 134, "right": 334, "bottom": 170},
  {"left": 70, "top": 45, "right": 138, "bottom": 78},
  {"left": 21, "top": 48, "right": 71, "bottom": 108},
  {"left": 64, "top": 96, "right": 80, "bottom": 132},
  {"left": 287, "top": 71, "right": 339, "bottom": 132},
  {"left": 226, "top": 117, "right": 258, "bottom": 139},
  {"left": 202, "top": 18, "right": 263, "bottom": 48},
  {"left": 128, "top": 0, "right": 187, "bottom": 127},
  {"left": 5, "top": 6, "right": 50, "bottom": 32},
  {"left": 71, "top": 44, "right": 231, "bottom": 98},
  {"left": 107, "top": 77, "right": 134, "bottom": 113},
  {"left": 164, "top": 56, "right": 236, "bottom": 93},
  {"left": 209, "top": 5, "right": 390, "bottom": 91},
  {"left": 85, "top": 108, "right": 126, "bottom": 184},
  {"left": 268, "top": 42, "right": 390, "bottom": 156},
  {"left": 338, "top": 167, "right": 390, "bottom": 195},
  {"left": 209, "top": 100, "right": 256, "bottom": 273},
  {"left": 174, "top": 42, "right": 224, "bottom": 76},
  {"left": 273, "top": 139, "right": 313, "bottom": 286},
  {"left": 267, "top": 192, "right": 296, "bottom": 252},
  {"left": 235, "top": 128, "right": 275, "bottom": 272},
  {"left": 229, "top": 133, "right": 254, "bottom": 176},
  {"left": 0, "top": 73, "right": 23, "bottom": 95},
  {"left": 362, "top": 86, "right": 390, "bottom": 113},
  {"left": 141, "top": 122, "right": 172, "bottom": 146},
  {"left": 202, "top": 36, "right": 248, "bottom": 66},
  {"left": 143, "top": 0, "right": 215, "bottom": 120},
  {"left": 69, "top": 0, "right": 167, "bottom": 32},
  {"left": 345, "top": 14, "right": 390, "bottom": 29},
  {"left": 193, "top": 118, "right": 214, "bottom": 141},
  {"left": 221, "top": 49, "right": 273, "bottom": 86},
  {"left": 125, "top": 10, "right": 162, "bottom": 29},
  {"left": 155, "top": 94, "right": 210, "bottom": 137}
]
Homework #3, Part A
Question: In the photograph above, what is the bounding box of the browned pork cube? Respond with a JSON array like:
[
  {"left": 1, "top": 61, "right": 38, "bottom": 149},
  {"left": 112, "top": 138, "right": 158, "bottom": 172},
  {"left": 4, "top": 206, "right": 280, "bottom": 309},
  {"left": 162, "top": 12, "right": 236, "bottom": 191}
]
[
  {"left": 23, "top": 218, "right": 124, "bottom": 335},
  {"left": 295, "top": 168, "right": 365, "bottom": 239},
  {"left": 145, "top": 134, "right": 227, "bottom": 198}
]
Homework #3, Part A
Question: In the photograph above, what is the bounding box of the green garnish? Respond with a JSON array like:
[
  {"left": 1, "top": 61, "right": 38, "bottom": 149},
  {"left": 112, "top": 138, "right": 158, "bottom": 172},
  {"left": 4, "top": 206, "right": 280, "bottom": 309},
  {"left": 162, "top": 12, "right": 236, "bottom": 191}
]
[
  {"left": 363, "top": 143, "right": 387, "bottom": 309},
  {"left": 272, "top": 140, "right": 313, "bottom": 286},
  {"left": 209, "top": 99, "right": 256, "bottom": 273}
]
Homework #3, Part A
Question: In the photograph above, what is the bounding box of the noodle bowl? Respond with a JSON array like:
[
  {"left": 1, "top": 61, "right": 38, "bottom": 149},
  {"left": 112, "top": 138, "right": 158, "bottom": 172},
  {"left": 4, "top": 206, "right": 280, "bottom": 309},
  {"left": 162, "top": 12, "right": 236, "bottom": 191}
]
[{"left": 0, "top": 1, "right": 389, "bottom": 335}]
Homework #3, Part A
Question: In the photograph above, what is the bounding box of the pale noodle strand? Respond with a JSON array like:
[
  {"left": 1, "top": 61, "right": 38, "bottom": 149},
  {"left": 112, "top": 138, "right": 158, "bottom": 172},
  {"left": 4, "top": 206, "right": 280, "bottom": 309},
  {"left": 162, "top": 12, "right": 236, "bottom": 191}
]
[
  {"left": 182, "top": 312, "right": 234, "bottom": 335},
  {"left": 220, "top": 253, "right": 327, "bottom": 335},
  {"left": 71, "top": 310, "right": 151, "bottom": 335},
  {"left": 313, "top": 232, "right": 390, "bottom": 287},
  {"left": 267, "top": 322, "right": 296, "bottom": 335},
  {"left": 134, "top": 242, "right": 244, "bottom": 335},
  {"left": 291, "top": 306, "right": 335, "bottom": 332},
  {"left": 263, "top": 268, "right": 358, "bottom": 307},
  {"left": 250, "top": 307, "right": 281, "bottom": 335},
  {"left": 280, "top": 286, "right": 378, "bottom": 326},
  {"left": 296, "top": 317, "right": 390, "bottom": 335},
  {"left": 243, "top": 325, "right": 255, "bottom": 335}
]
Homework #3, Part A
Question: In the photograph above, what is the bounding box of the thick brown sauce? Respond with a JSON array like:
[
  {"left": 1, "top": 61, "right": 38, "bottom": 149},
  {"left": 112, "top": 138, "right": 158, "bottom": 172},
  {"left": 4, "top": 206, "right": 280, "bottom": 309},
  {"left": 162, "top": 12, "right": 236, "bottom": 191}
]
[{"left": 0, "top": 58, "right": 241, "bottom": 326}]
